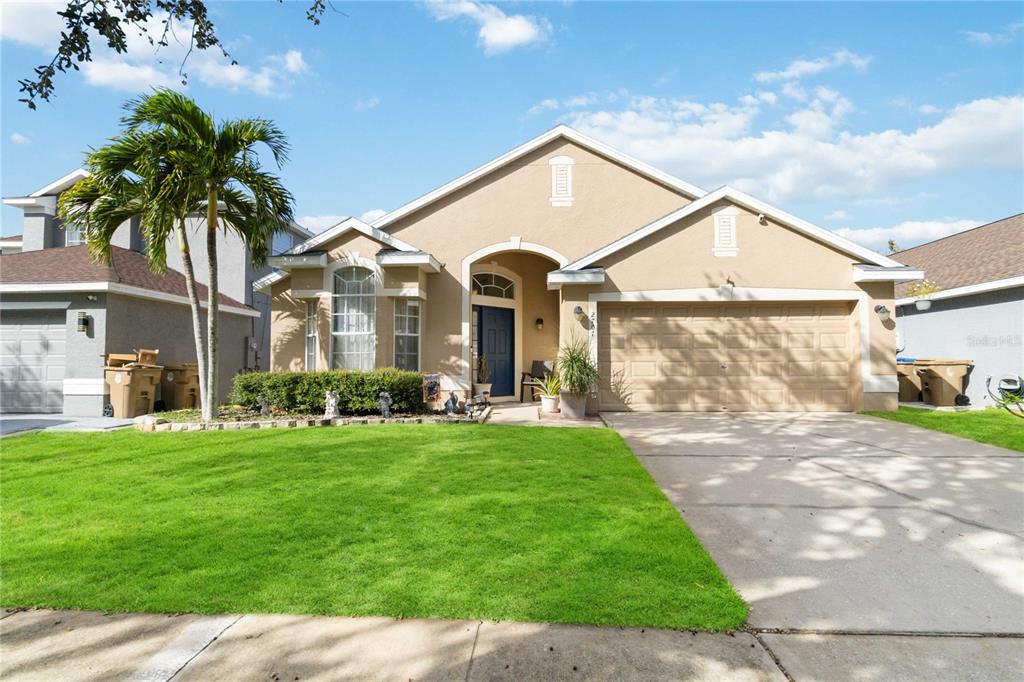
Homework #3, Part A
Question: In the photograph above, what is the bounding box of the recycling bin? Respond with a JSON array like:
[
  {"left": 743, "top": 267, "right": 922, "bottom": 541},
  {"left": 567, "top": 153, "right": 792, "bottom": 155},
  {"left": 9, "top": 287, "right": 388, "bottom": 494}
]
[
  {"left": 104, "top": 365, "right": 163, "bottom": 418},
  {"left": 915, "top": 359, "right": 973, "bottom": 407},
  {"left": 160, "top": 363, "right": 200, "bottom": 410}
]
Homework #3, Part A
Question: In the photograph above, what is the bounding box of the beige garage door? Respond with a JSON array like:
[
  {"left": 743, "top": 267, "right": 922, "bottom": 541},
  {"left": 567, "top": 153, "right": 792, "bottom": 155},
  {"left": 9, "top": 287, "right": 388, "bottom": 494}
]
[{"left": 598, "top": 302, "right": 855, "bottom": 412}]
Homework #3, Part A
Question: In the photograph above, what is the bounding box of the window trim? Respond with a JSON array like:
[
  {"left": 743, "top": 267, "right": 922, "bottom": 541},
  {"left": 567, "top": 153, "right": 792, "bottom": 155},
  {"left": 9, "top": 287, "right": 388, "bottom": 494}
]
[
  {"left": 471, "top": 272, "right": 515, "bottom": 299},
  {"left": 304, "top": 299, "right": 317, "bottom": 371},
  {"left": 64, "top": 224, "right": 84, "bottom": 246},
  {"left": 549, "top": 155, "right": 575, "bottom": 207},
  {"left": 330, "top": 265, "right": 377, "bottom": 371},
  {"left": 393, "top": 298, "right": 421, "bottom": 372},
  {"left": 712, "top": 205, "right": 739, "bottom": 257}
]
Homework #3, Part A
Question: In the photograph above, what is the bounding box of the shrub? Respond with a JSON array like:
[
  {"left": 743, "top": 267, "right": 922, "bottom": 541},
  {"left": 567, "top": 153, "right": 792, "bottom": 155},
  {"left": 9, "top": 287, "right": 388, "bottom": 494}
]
[{"left": 231, "top": 368, "right": 427, "bottom": 415}]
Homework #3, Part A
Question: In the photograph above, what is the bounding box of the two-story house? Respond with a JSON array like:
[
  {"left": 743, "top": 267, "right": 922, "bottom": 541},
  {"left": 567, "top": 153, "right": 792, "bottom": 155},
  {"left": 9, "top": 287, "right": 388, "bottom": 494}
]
[{"left": 0, "top": 169, "right": 311, "bottom": 414}]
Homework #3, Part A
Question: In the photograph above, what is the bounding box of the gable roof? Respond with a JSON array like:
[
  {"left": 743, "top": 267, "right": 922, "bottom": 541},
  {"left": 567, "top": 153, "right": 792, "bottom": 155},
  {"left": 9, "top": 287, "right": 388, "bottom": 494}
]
[
  {"left": 563, "top": 186, "right": 902, "bottom": 270},
  {"left": 367, "top": 125, "right": 707, "bottom": 230},
  {"left": 30, "top": 169, "right": 90, "bottom": 197},
  {"left": 893, "top": 213, "right": 1024, "bottom": 298}
]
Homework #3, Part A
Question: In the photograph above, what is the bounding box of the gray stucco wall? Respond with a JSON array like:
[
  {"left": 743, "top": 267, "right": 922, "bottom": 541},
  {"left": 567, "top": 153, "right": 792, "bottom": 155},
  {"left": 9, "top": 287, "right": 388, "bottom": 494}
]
[{"left": 896, "top": 286, "right": 1024, "bottom": 406}]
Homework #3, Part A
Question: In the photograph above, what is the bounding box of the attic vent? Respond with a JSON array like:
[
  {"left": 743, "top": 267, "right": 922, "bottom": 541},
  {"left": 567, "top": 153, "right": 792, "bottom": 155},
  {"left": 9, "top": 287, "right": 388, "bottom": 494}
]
[
  {"left": 713, "top": 206, "right": 739, "bottom": 257},
  {"left": 549, "top": 155, "right": 574, "bottom": 207}
]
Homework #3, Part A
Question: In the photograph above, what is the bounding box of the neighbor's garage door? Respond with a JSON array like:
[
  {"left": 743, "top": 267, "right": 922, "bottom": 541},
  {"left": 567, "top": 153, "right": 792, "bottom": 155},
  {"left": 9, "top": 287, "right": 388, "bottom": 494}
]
[
  {"left": 0, "top": 310, "right": 66, "bottom": 413},
  {"left": 598, "top": 302, "right": 855, "bottom": 411}
]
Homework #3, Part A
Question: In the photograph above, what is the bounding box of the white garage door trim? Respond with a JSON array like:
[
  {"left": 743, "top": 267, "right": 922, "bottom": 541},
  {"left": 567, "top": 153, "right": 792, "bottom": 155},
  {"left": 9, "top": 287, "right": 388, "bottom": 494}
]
[{"left": 587, "top": 287, "right": 896, "bottom": 395}]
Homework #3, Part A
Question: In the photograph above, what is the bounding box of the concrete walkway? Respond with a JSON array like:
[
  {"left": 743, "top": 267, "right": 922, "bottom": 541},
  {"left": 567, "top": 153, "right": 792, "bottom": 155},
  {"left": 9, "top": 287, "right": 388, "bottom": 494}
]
[
  {"left": 486, "top": 402, "right": 605, "bottom": 427},
  {"left": 0, "top": 413, "right": 133, "bottom": 437}
]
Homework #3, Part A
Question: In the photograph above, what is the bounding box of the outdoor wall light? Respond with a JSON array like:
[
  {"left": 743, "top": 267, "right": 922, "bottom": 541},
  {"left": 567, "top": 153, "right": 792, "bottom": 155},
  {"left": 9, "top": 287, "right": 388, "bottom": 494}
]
[
  {"left": 874, "top": 304, "right": 891, "bottom": 322},
  {"left": 535, "top": 317, "right": 544, "bottom": 331},
  {"left": 76, "top": 311, "right": 89, "bottom": 333},
  {"left": 573, "top": 305, "right": 586, "bottom": 321}
]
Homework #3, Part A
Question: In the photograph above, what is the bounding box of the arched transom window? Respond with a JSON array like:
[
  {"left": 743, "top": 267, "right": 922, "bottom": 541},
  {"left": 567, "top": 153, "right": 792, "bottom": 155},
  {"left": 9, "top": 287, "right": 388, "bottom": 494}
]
[
  {"left": 472, "top": 273, "right": 515, "bottom": 299},
  {"left": 332, "top": 266, "right": 376, "bottom": 370}
]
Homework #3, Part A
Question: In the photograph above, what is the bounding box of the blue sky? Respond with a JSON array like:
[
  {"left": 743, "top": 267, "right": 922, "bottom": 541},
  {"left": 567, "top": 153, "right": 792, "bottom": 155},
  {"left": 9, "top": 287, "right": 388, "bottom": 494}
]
[{"left": 2, "top": 1, "right": 1022, "bottom": 250}]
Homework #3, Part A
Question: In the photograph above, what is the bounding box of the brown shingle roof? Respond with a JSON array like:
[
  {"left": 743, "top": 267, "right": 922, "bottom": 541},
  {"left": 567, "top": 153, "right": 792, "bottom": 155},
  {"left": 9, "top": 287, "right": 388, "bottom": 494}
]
[
  {"left": 894, "top": 214, "right": 1024, "bottom": 298},
  {"left": 0, "top": 245, "right": 249, "bottom": 309}
]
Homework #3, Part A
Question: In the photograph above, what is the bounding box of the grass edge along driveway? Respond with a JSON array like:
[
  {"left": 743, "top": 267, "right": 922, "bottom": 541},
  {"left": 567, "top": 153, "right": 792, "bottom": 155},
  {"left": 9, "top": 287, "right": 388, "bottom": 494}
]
[
  {"left": 864, "top": 406, "right": 1024, "bottom": 453},
  {"left": 1, "top": 424, "right": 747, "bottom": 631}
]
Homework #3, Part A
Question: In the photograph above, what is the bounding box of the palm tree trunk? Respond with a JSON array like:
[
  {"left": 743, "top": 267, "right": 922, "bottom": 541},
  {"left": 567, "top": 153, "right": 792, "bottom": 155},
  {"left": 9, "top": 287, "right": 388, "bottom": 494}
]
[
  {"left": 176, "top": 219, "right": 208, "bottom": 413},
  {"left": 204, "top": 187, "right": 220, "bottom": 420}
]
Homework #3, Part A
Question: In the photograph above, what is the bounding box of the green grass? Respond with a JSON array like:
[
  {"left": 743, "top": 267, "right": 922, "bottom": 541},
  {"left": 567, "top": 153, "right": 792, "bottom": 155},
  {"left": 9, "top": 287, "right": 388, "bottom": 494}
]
[
  {"left": 0, "top": 425, "right": 746, "bottom": 630},
  {"left": 864, "top": 407, "right": 1024, "bottom": 452}
]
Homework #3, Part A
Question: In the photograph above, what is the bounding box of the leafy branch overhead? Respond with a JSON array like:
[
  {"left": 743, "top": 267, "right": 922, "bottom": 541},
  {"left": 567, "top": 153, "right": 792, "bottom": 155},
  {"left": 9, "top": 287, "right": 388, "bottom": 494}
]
[{"left": 18, "top": 0, "right": 332, "bottom": 110}]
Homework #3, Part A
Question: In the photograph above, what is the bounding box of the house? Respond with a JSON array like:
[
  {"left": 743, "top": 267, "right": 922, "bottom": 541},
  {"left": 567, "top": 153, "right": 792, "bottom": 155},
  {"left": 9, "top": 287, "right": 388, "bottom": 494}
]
[
  {"left": 0, "top": 169, "right": 312, "bottom": 414},
  {"left": 260, "top": 126, "right": 920, "bottom": 412},
  {"left": 894, "top": 214, "right": 1023, "bottom": 406}
]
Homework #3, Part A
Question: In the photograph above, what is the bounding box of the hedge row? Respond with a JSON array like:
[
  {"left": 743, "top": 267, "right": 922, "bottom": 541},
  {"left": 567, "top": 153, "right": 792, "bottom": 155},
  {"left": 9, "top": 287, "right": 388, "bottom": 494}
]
[{"left": 231, "top": 369, "right": 427, "bottom": 415}]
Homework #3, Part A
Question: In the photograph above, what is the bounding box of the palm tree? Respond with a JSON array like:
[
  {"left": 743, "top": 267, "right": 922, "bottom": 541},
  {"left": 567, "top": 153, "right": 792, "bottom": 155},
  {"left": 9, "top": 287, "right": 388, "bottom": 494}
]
[{"left": 60, "top": 90, "right": 294, "bottom": 420}]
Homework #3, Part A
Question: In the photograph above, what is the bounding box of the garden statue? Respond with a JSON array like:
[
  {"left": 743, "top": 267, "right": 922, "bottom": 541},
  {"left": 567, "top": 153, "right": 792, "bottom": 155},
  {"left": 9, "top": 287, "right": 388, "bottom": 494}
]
[
  {"left": 378, "top": 391, "right": 393, "bottom": 419},
  {"left": 324, "top": 390, "right": 340, "bottom": 419},
  {"left": 256, "top": 394, "right": 270, "bottom": 416},
  {"left": 464, "top": 397, "right": 475, "bottom": 416},
  {"left": 444, "top": 391, "right": 459, "bottom": 415}
]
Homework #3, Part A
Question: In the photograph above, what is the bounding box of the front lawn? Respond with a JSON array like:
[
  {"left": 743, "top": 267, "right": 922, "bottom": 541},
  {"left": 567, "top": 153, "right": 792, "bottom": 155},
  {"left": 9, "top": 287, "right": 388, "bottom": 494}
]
[
  {"left": 864, "top": 407, "right": 1024, "bottom": 452},
  {"left": 0, "top": 425, "right": 746, "bottom": 630}
]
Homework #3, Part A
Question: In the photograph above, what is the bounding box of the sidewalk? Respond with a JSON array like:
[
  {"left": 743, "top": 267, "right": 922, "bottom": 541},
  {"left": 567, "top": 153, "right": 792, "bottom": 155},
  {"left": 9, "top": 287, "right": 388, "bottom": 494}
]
[{"left": 0, "top": 608, "right": 784, "bottom": 681}]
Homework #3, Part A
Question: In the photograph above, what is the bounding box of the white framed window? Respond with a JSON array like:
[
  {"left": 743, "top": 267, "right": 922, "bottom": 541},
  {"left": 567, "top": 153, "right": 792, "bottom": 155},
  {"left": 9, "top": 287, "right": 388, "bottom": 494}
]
[
  {"left": 472, "top": 273, "right": 515, "bottom": 299},
  {"left": 304, "top": 300, "right": 317, "bottom": 371},
  {"left": 393, "top": 299, "right": 420, "bottom": 371},
  {"left": 331, "top": 266, "right": 376, "bottom": 370},
  {"left": 65, "top": 224, "right": 84, "bottom": 246},
  {"left": 548, "top": 155, "right": 575, "bottom": 207},
  {"left": 713, "top": 206, "right": 739, "bottom": 257}
]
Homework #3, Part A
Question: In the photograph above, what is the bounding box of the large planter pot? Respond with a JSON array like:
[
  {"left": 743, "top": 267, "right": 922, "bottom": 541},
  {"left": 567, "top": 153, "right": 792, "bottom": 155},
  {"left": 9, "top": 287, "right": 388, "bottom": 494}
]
[
  {"left": 474, "top": 383, "right": 492, "bottom": 398},
  {"left": 539, "top": 393, "right": 560, "bottom": 413},
  {"left": 915, "top": 300, "right": 932, "bottom": 311},
  {"left": 559, "top": 391, "right": 587, "bottom": 419}
]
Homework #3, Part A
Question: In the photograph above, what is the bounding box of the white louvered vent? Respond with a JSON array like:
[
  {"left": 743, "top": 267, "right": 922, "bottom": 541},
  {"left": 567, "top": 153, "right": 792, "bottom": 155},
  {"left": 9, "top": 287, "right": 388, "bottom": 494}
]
[
  {"left": 548, "top": 155, "right": 574, "bottom": 207},
  {"left": 713, "top": 206, "right": 739, "bottom": 257}
]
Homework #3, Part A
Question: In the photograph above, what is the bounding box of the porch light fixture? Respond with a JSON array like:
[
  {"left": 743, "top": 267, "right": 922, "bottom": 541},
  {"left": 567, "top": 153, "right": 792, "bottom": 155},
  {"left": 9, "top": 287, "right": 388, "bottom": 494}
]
[
  {"left": 874, "top": 305, "right": 891, "bottom": 322},
  {"left": 76, "top": 311, "right": 89, "bottom": 333},
  {"left": 573, "top": 305, "right": 585, "bottom": 321},
  {"left": 535, "top": 318, "right": 544, "bottom": 331}
]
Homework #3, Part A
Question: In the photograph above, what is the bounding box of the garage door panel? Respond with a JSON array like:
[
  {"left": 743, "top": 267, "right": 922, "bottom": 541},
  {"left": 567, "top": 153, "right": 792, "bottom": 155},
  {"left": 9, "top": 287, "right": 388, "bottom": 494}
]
[
  {"left": 598, "top": 301, "right": 855, "bottom": 412},
  {"left": 0, "top": 311, "right": 66, "bottom": 413}
]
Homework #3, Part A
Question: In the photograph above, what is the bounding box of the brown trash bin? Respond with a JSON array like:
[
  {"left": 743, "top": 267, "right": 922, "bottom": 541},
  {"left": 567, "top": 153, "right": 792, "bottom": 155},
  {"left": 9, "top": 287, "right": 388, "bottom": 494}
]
[
  {"left": 160, "top": 363, "right": 200, "bottom": 410},
  {"left": 915, "top": 359, "right": 973, "bottom": 407},
  {"left": 897, "top": 362, "right": 921, "bottom": 402},
  {"left": 104, "top": 365, "right": 163, "bottom": 418}
]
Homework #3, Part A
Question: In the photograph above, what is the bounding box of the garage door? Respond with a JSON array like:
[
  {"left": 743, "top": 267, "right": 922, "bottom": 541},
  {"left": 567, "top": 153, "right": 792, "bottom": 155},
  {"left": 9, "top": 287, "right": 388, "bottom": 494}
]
[
  {"left": 598, "top": 302, "right": 855, "bottom": 412},
  {"left": 0, "top": 310, "right": 66, "bottom": 413}
]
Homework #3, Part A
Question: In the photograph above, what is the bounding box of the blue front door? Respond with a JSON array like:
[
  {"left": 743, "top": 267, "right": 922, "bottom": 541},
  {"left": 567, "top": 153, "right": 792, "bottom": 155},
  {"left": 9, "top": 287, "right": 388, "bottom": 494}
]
[{"left": 478, "top": 306, "right": 514, "bottom": 396}]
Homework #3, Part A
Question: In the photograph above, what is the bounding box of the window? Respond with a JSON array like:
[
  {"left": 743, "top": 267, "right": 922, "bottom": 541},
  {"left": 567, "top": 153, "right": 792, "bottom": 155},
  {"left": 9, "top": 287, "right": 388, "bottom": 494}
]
[
  {"left": 548, "top": 155, "right": 574, "bottom": 207},
  {"left": 394, "top": 299, "right": 420, "bottom": 371},
  {"left": 65, "top": 224, "right": 84, "bottom": 246},
  {"left": 304, "top": 300, "right": 317, "bottom": 371},
  {"left": 472, "top": 273, "right": 514, "bottom": 299},
  {"left": 331, "top": 266, "right": 376, "bottom": 370},
  {"left": 272, "top": 232, "right": 293, "bottom": 255},
  {"left": 713, "top": 206, "right": 739, "bottom": 257}
]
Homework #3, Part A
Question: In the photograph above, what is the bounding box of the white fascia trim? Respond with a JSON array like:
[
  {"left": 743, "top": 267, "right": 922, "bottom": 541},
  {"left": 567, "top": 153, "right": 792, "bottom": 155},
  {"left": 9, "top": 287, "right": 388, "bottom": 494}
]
[
  {"left": 3, "top": 196, "right": 57, "bottom": 214},
  {"left": 267, "top": 253, "right": 328, "bottom": 268},
  {"left": 895, "top": 275, "right": 1024, "bottom": 306},
  {"left": 30, "top": 169, "right": 89, "bottom": 197},
  {"left": 853, "top": 265, "right": 925, "bottom": 282},
  {"left": 64, "top": 378, "right": 107, "bottom": 396},
  {"left": 369, "top": 125, "right": 706, "bottom": 231},
  {"left": 546, "top": 268, "right": 606, "bottom": 290},
  {"left": 282, "top": 217, "right": 420, "bottom": 257},
  {"left": 288, "top": 220, "right": 315, "bottom": 240},
  {"left": 253, "top": 271, "right": 284, "bottom": 292},
  {"left": 0, "top": 282, "right": 260, "bottom": 318},
  {"left": 376, "top": 251, "right": 442, "bottom": 273},
  {"left": 0, "top": 237, "right": 24, "bottom": 247},
  {"left": 565, "top": 186, "right": 901, "bottom": 271}
]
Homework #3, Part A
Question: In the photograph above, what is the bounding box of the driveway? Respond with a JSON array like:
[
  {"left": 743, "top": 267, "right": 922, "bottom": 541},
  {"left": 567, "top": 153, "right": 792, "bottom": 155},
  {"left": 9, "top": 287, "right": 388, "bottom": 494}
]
[
  {"left": 605, "top": 412, "right": 1024, "bottom": 678},
  {"left": 0, "top": 414, "right": 133, "bottom": 437}
]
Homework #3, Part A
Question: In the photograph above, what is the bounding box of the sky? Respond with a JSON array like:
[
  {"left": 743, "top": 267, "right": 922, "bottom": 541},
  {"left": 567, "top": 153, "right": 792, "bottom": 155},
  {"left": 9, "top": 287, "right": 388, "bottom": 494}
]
[{"left": 2, "top": 1, "right": 1022, "bottom": 252}]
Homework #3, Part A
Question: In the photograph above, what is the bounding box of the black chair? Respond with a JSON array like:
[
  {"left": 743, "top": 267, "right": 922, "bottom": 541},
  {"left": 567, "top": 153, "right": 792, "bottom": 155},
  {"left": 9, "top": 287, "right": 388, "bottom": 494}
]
[{"left": 520, "top": 360, "right": 554, "bottom": 402}]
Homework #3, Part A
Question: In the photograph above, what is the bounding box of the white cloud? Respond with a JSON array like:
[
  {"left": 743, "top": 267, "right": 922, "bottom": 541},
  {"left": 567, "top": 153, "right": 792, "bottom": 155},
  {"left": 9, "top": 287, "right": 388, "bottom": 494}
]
[
  {"left": 918, "top": 104, "right": 941, "bottom": 115},
  {"left": 360, "top": 209, "right": 387, "bottom": 223},
  {"left": 82, "top": 58, "right": 180, "bottom": 92},
  {"left": 964, "top": 22, "right": 1022, "bottom": 46},
  {"left": 426, "top": 1, "right": 551, "bottom": 55},
  {"left": 835, "top": 219, "right": 981, "bottom": 250},
  {"left": 296, "top": 215, "right": 346, "bottom": 233},
  {"left": 0, "top": 2, "right": 63, "bottom": 49},
  {"left": 280, "top": 49, "right": 308, "bottom": 74},
  {"left": 563, "top": 93, "right": 1023, "bottom": 203},
  {"left": 9, "top": 132, "right": 31, "bottom": 145},
  {"left": 825, "top": 209, "right": 849, "bottom": 221},
  {"left": 754, "top": 49, "right": 871, "bottom": 83},
  {"left": 355, "top": 96, "right": 381, "bottom": 111}
]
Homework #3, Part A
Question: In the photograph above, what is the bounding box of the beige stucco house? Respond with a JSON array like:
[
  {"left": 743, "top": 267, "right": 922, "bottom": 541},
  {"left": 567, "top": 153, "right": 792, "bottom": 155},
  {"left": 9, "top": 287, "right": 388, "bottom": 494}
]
[{"left": 257, "top": 126, "right": 922, "bottom": 412}]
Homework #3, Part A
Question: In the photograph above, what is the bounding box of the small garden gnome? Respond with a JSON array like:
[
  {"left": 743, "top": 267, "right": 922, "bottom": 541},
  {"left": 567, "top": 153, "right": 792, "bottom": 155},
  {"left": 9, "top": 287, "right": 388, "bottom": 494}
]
[
  {"left": 324, "top": 390, "right": 340, "bottom": 419},
  {"left": 378, "top": 391, "right": 392, "bottom": 419},
  {"left": 444, "top": 391, "right": 459, "bottom": 415},
  {"left": 256, "top": 394, "right": 270, "bottom": 416}
]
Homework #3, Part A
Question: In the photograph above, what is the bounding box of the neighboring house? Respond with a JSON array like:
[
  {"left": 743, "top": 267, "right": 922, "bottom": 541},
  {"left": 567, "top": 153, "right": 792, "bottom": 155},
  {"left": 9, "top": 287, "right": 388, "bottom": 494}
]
[
  {"left": 260, "top": 125, "right": 920, "bottom": 412},
  {"left": 0, "top": 235, "right": 23, "bottom": 255},
  {"left": 0, "top": 169, "right": 312, "bottom": 414},
  {"left": 894, "top": 214, "right": 1024, "bottom": 407}
]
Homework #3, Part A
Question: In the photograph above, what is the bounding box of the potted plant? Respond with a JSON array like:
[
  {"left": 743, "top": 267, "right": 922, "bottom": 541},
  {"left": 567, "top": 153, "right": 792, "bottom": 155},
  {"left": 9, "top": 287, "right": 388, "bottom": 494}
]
[
  {"left": 538, "top": 371, "right": 561, "bottom": 413},
  {"left": 557, "top": 335, "right": 600, "bottom": 419},
  {"left": 907, "top": 279, "right": 941, "bottom": 310},
  {"left": 475, "top": 355, "right": 492, "bottom": 397}
]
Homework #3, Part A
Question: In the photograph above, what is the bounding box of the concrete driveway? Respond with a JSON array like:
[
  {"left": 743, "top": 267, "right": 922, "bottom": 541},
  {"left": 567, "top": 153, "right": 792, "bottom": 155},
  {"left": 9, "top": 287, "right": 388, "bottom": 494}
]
[
  {"left": 0, "top": 414, "right": 133, "bottom": 437},
  {"left": 605, "top": 412, "right": 1024, "bottom": 679}
]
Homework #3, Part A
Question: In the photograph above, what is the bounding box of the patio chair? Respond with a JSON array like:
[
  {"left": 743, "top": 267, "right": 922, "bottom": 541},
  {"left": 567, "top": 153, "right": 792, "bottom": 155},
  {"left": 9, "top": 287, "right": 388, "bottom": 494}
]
[{"left": 520, "top": 360, "right": 554, "bottom": 402}]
